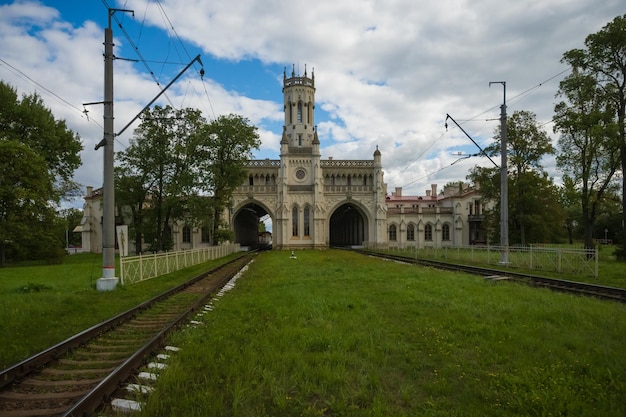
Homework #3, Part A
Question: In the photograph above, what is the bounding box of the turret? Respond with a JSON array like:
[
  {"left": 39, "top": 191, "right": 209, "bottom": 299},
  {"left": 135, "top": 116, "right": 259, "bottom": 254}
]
[{"left": 282, "top": 64, "right": 316, "bottom": 152}]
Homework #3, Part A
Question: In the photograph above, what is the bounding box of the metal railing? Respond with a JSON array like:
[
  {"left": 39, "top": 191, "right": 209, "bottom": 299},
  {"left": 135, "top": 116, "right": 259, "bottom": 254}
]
[
  {"left": 120, "top": 244, "right": 240, "bottom": 285},
  {"left": 363, "top": 243, "right": 599, "bottom": 278}
]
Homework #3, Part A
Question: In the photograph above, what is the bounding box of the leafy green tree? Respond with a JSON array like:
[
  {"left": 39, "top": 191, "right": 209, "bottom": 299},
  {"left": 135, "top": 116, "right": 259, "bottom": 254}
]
[
  {"left": 194, "top": 114, "right": 260, "bottom": 244},
  {"left": 558, "top": 176, "right": 583, "bottom": 244},
  {"left": 0, "top": 81, "right": 82, "bottom": 200},
  {"left": 554, "top": 69, "right": 620, "bottom": 249},
  {"left": 560, "top": 14, "right": 626, "bottom": 256},
  {"left": 0, "top": 141, "right": 55, "bottom": 265},
  {"left": 58, "top": 208, "right": 83, "bottom": 249},
  {"left": 117, "top": 105, "right": 205, "bottom": 252},
  {"left": 468, "top": 110, "right": 563, "bottom": 245},
  {"left": 0, "top": 81, "right": 82, "bottom": 264}
]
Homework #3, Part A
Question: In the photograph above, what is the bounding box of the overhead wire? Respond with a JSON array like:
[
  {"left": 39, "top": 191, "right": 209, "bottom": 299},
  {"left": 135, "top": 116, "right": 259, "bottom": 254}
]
[
  {"left": 400, "top": 68, "right": 572, "bottom": 189},
  {"left": 153, "top": 0, "right": 215, "bottom": 119},
  {"left": 102, "top": 0, "right": 176, "bottom": 109},
  {"left": 0, "top": 57, "right": 103, "bottom": 130}
]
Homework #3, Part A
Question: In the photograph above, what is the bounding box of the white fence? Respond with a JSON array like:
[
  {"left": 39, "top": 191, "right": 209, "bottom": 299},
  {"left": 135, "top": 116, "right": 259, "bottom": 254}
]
[
  {"left": 120, "top": 244, "right": 240, "bottom": 285},
  {"left": 363, "top": 243, "right": 599, "bottom": 278}
]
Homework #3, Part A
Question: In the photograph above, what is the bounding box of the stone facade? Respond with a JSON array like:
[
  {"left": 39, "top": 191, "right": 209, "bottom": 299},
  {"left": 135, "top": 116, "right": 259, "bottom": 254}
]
[{"left": 228, "top": 67, "right": 488, "bottom": 249}]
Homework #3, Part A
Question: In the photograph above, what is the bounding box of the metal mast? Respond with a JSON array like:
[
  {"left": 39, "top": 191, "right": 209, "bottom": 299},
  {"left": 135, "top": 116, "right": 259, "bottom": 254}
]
[
  {"left": 490, "top": 81, "right": 509, "bottom": 264},
  {"left": 97, "top": 8, "right": 133, "bottom": 290}
]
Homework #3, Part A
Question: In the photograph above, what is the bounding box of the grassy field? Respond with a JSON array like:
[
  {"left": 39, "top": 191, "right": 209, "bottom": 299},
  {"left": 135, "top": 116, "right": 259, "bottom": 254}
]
[
  {"left": 138, "top": 250, "right": 626, "bottom": 417},
  {"left": 0, "top": 252, "right": 240, "bottom": 369},
  {"left": 380, "top": 244, "right": 626, "bottom": 288}
]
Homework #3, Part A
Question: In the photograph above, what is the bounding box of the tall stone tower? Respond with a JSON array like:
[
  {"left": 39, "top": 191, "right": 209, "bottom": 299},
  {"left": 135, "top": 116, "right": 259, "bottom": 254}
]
[{"left": 275, "top": 65, "right": 325, "bottom": 247}]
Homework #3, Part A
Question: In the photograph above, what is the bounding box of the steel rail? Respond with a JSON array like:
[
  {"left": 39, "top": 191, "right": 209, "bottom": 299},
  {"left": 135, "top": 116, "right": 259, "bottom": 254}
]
[
  {"left": 63, "top": 257, "right": 244, "bottom": 417},
  {"left": 0, "top": 252, "right": 255, "bottom": 416},
  {"left": 357, "top": 249, "right": 626, "bottom": 303}
]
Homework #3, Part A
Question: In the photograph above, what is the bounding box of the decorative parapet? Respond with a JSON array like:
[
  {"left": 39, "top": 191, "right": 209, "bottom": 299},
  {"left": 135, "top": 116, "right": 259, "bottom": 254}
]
[
  {"left": 321, "top": 160, "right": 374, "bottom": 168},
  {"left": 244, "top": 160, "right": 280, "bottom": 167},
  {"left": 284, "top": 76, "right": 314, "bottom": 88},
  {"left": 324, "top": 185, "right": 374, "bottom": 193},
  {"left": 234, "top": 185, "right": 278, "bottom": 194}
]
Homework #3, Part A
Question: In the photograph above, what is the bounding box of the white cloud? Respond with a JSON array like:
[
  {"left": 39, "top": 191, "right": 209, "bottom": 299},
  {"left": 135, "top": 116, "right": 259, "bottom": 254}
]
[{"left": 1, "top": 0, "right": 623, "bottom": 207}]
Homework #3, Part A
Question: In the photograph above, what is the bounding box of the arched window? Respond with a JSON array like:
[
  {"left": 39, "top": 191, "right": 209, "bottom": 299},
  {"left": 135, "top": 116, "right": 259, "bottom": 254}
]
[
  {"left": 304, "top": 207, "right": 310, "bottom": 236},
  {"left": 201, "top": 227, "right": 210, "bottom": 243},
  {"left": 425, "top": 224, "right": 433, "bottom": 241},
  {"left": 407, "top": 224, "right": 415, "bottom": 241},
  {"left": 292, "top": 207, "right": 299, "bottom": 236},
  {"left": 182, "top": 226, "right": 191, "bottom": 243},
  {"left": 442, "top": 224, "right": 450, "bottom": 241},
  {"left": 248, "top": 175, "right": 253, "bottom": 186},
  {"left": 389, "top": 224, "right": 397, "bottom": 241},
  {"left": 297, "top": 102, "right": 303, "bottom": 123},
  {"left": 288, "top": 101, "right": 293, "bottom": 124}
]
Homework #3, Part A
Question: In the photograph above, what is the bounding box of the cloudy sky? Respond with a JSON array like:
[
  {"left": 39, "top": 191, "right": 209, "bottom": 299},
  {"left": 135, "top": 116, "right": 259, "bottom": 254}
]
[{"left": 1, "top": 0, "right": 623, "bottom": 207}]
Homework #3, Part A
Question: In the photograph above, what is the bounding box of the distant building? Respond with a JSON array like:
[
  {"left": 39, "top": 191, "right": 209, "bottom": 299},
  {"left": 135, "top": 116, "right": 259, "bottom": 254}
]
[{"left": 79, "top": 67, "right": 489, "bottom": 252}]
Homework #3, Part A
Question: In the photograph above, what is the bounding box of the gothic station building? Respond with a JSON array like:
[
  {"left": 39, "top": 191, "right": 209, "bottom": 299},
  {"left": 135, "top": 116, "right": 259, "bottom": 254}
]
[{"left": 229, "top": 66, "right": 389, "bottom": 249}]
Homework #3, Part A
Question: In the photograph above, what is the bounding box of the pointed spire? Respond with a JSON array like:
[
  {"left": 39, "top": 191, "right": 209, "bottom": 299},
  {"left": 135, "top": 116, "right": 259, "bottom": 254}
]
[
  {"left": 281, "top": 126, "right": 288, "bottom": 144},
  {"left": 313, "top": 125, "right": 320, "bottom": 145}
]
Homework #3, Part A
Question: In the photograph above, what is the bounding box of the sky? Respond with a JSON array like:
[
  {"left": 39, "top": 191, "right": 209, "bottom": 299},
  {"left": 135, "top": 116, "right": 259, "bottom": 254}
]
[{"left": 1, "top": 0, "right": 624, "bottom": 208}]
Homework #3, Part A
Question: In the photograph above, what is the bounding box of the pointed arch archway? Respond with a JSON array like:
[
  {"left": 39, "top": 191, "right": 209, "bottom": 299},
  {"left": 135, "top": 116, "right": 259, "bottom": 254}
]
[
  {"left": 232, "top": 202, "right": 273, "bottom": 248},
  {"left": 329, "top": 202, "right": 368, "bottom": 247}
]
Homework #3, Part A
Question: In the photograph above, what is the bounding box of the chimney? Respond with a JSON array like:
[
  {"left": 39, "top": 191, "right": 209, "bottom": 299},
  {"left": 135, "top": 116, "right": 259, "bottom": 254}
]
[
  {"left": 87, "top": 186, "right": 93, "bottom": 197},
  {"left": 395, "top": 187, "right": 402, "bottom": 197},
  {"left": 426, "top": 189, "right": 431, "bottom": 197},
  {"left": 431, "top": 184, "right": 437, "bottom": 198}
]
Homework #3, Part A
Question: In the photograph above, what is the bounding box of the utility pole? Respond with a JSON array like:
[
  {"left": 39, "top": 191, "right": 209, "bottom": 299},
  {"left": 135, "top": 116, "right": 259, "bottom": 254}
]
[
  {"left": 490, "top": 81, "right": 509, "bottom": 264},
  {"left": 88, "top": 8, "right": 202, "bottom": 291},
  {"left": 96, "top": 8, "right": 133, "bottom": 291}
]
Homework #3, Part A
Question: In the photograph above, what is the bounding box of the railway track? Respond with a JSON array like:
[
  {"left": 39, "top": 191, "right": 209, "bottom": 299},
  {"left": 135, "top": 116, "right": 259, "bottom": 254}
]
[
  {"left": 0, "top": 252, "right": 256, "bottom": 417},
  {"left": 358, "top": 249, "right": 626, "bottom": 303}
]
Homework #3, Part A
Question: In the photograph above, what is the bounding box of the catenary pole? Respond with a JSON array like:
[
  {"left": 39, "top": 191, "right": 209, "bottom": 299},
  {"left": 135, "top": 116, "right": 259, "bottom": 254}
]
[
  {"left": 98, "top": 8, "right": 133, "bottom": 290},
  {"left": 490, "top": 81, "right": 509, "bottom": 264}
]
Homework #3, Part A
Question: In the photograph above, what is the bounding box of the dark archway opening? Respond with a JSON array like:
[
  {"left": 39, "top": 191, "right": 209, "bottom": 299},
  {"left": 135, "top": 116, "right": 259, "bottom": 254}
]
[
  {"left": 233, "top": 203, "right": 271, "bottom": 248},
  {"left": 329, "top": 203, "right": 367, "bottom": 247}
]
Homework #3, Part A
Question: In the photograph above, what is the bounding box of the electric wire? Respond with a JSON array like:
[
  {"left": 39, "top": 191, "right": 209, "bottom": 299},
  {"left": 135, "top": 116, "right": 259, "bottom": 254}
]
[
  {"left": 400, "top": 68, "right": 571, "bottom": 190},
  {"left": 102, "top": 0, "right": 175, "bottom": 109},
  {"left": 153, "top": 0, "right": 215, "bottom": 119},
  {"left": 0, "top": 58, "right": 103, "bottom": 130}
]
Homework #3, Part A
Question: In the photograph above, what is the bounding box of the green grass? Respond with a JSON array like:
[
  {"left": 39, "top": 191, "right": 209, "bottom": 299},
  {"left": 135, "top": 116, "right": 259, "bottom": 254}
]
[
  {"left": 382, "top": 245, "right": 626, "bottom": 288},
  {"left": 0, "top": 252, "right": 240, "bottom": 369},
  {"left": 140, "top": 250, "right": 626, "bottom": 417}
]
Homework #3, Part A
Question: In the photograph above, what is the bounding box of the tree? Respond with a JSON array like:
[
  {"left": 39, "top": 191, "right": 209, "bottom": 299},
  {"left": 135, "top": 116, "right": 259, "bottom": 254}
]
[
  {"left": 117, "top": 105, "right": 205, "bottom": 253},
  {"left": 554, "top": 69, "right": 620, "bottom": 249},
  {"left": 194, "top": 114, "right": 260, "bottom": 244},
  {"left": 117, "top": 109, "right": 260, "bottom": 250},
  {"left": 468, "top": 110, "right": 563, "bottom": 245},
  {"left": 58, "top": 208, "right": 83, "bottom": 249},
  {"left": 560, "top": 15, "right": 626, "bottom": 256},
  {"left": 0, "top": 81, "right": 82, "bottom": 264},
  {"left": 0, "top": 141, "right": 56, "bottom": 265},
  {"left": 558, "top": 176, "right": 583, "bottom": 244},
  {"left": 0, "top": 81, "right": 82, "bottom": 200}
]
